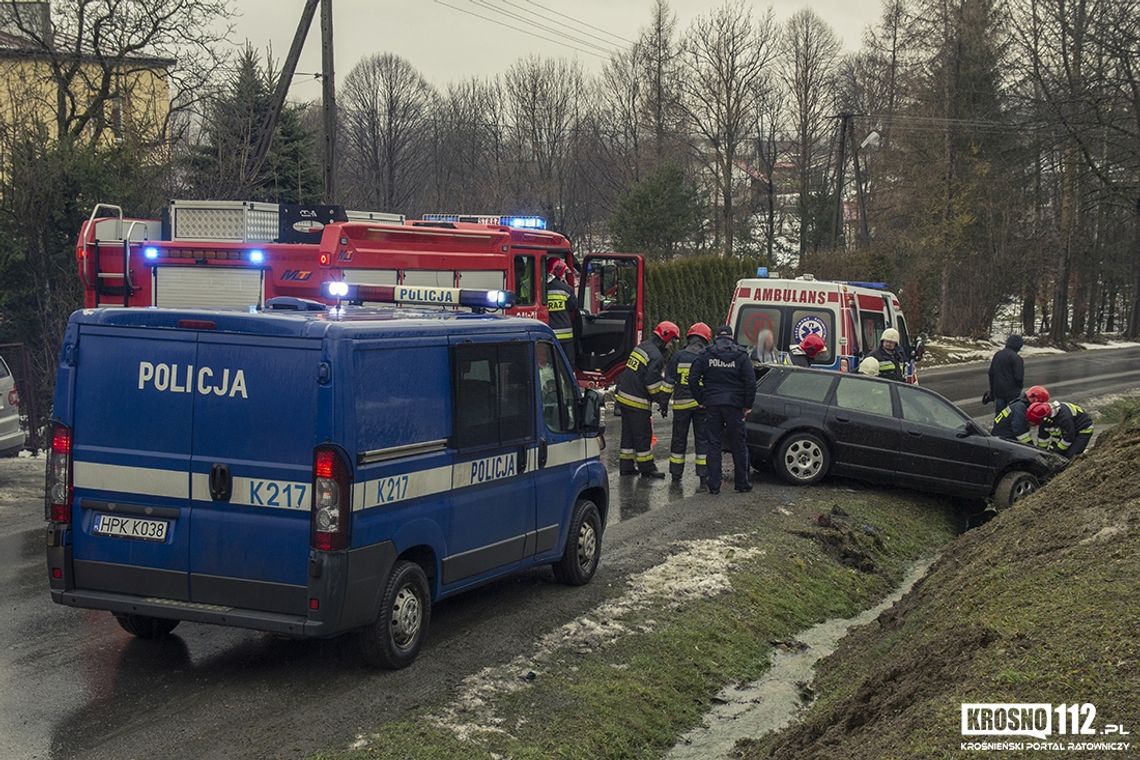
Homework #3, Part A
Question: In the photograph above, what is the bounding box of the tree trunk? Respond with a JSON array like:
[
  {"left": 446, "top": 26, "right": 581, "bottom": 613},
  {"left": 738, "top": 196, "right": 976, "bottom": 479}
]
[{"left": 1022, "top": 284, "right": 1036, "bottom": 336}]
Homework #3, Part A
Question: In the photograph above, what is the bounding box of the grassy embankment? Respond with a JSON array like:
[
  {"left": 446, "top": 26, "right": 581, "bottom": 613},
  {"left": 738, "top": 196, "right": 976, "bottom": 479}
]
[
  {"left": 742, "top": 400, "right": 1140, "bottom": 760},
  {"left": 313, "top": 491, "right": 960, "bottom": 760}
]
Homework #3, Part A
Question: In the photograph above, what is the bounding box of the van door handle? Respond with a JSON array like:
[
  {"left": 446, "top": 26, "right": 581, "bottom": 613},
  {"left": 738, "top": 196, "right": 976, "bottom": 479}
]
[
  {"left": 538, "top": 439, "right": 548, "bottom": 468},
  {"left": 517, "top": 445, "right": 528, "bottom": 473},
  {"left": 209, "top": 463, "right": 232, "bottom": 501}
]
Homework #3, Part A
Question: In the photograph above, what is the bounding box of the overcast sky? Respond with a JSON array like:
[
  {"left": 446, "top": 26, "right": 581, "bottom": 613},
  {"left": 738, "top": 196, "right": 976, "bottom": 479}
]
[{"left": 227, "top": 0, "right": 880, "bottom": 92}]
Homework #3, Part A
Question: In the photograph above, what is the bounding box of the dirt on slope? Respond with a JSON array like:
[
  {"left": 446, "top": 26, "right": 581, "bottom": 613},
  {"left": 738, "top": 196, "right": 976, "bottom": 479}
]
[{"left": 741, "top": 408, "right": 1140, "bottom": 760}]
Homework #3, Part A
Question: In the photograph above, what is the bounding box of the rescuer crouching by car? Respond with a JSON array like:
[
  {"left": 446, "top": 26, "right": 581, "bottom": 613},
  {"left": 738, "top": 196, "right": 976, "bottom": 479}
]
[
  {"left": 992, "top": 385, "right": 1050, "bottom": 445},
  {"left": 789, "top": 333, "right": 827, "bottom": 367},
  {"left": 1028, "top": 399, "right": 1094, "bottom": 460},
  {"left": 688, "top": 325, "right": 756, "bottom": 495},
  {"left": 664, "top": 323, "right": 713, "bottom": 490},
  {"left": 616, "top": 321, "right": 681, "bottom": 477}
]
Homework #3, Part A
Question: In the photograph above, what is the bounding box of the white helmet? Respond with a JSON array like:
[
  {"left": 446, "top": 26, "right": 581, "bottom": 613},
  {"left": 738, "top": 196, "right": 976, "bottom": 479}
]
[
  {"left": 881, "top": 328, "right": 900, "bottom": 344},
  {"left": 858, "top": 357, "right": 881, "bottom": 376}
]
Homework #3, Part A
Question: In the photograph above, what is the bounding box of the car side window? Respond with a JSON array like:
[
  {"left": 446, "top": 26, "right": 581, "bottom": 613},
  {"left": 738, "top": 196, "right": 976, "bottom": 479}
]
[
  {"left": 897, "top": 385, "right": 966, "bottom": 430},
  {"left": 772, "top": 371, "right": 835, "bottom": 403},
  {"left": 834, "top": 377, "right": 893, "bottom": 417},
  {"left": 537, "top": 342, "right": 579, "bottom": 433}
]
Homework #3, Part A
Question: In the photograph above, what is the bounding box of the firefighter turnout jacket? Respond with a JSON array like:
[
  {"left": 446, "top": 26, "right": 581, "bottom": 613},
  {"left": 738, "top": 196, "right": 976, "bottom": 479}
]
[
  {"left": 869, "top": 344, "right": 906, "bottom": 382},
  {"left": 1037, "top": 401, "right": 1094, "bottom": 457},
  {"left": 992, "top": 397, "right": 1033, "bottom": 444},
  {"left": 616, "top": 335, "right": 670, "bottom": 411},
  {"left": 545, "top": 277, "right": 579, "bottom": 344},
  {"left": 664, "top": 335, "right": 707, "bottom": 411}
]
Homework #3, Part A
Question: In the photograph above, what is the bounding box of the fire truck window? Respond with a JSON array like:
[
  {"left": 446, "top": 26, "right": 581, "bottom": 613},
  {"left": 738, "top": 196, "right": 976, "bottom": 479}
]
[
  {"left": 789, "top": 309, "right": 834, "bottom": 358},
  {"left": 734, "top": 306, "right": 783, "bottom": 351},
  {"left": 514, "top": 256, "right": 535, "bottom": 305},
  {"left": 582, "top": 258, "right": 636, "bottom": 314},
  {"left": 459, "top": 270, "right": 506, "bottom": 290},
  {"left": 860, "top": 312, "right": 886, "bottom": 353}
]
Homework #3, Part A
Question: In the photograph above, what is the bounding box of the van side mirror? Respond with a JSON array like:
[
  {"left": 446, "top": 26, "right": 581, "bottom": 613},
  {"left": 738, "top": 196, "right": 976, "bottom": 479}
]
[
  {"left": 913, "top": 337, "right": 926, "bottom": 363},
  {"left": 580, "top": 389, "right": 605, "bottom": 436}
]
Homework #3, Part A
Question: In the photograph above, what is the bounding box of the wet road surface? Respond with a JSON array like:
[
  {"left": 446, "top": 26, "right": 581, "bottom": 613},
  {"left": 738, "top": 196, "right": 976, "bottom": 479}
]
[{"left": 1, "top": 346, "right": 1137, "bottom": 759}]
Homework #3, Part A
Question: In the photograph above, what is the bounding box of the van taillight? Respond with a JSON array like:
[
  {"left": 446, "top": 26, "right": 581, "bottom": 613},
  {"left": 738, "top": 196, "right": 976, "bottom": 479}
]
[
  {"left": 311, "top": 446, "right": 351, "bottom": 551},
  {"left": 46, "top": 423, "right": 73, "bottom": 523}
]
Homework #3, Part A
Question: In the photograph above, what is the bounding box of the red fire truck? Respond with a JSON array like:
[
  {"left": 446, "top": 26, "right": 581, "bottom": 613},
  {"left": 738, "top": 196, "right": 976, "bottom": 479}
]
[{"left": 75, "top": 201, "right": 644, "bottom": 387}]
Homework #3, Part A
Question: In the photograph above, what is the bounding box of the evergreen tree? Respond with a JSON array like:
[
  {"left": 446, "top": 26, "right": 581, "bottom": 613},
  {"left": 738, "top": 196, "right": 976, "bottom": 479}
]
[{"left": 609, "top": 163, "right": 702, "bottom": 259}]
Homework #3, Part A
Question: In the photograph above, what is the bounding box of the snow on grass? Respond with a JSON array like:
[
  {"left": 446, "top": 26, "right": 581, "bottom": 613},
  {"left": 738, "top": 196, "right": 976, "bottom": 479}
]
[
  {"left": 348, "top": 535, "right": 765, "bottom": 749},
  {"left": 1076, "top": 340, "right": 1140, "bottom": 351}
]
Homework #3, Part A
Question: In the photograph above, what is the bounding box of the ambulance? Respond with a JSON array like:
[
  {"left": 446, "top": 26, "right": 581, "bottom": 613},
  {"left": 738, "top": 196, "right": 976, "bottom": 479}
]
[
  {"left": 726, "top": 271, "right": 923, "bottom": 380},
  {"left": 45, "top": 286, "right": 608, "bottom": 669}
]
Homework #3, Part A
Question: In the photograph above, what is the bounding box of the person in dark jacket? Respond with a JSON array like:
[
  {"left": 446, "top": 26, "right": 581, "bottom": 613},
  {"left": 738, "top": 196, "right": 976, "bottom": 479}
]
[
  {"left": 869, "top": 328, "right": 906, "bottom": 382},
  {"left": 688, "top": 325, "right": 757, "bottom": 494},
  {"left": 988, "top": 334, "right": 1025, "bottom": 411},
  {"left": 616, "top": 321, "right": 680, "bottom": 477},
  {"left": 665, "top": 323, "right": 712, "bottom": 489},
  {"left": 546, "top": 259, "right": 579, "bottom": 370},
  {"left": 1028, "top": 400, "right": 1094, "bottom": 459}
]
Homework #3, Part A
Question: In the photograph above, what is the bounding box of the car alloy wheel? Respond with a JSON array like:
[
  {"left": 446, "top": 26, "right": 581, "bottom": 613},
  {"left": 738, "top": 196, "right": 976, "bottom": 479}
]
[{"left": 785, "top": 439, "right": 824, "bottom": 481}]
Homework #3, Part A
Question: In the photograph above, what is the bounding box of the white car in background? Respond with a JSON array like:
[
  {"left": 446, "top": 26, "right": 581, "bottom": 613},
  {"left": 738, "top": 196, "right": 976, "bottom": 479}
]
[{"left": 0, "top": 354, "right": 26, "bottom": 456}]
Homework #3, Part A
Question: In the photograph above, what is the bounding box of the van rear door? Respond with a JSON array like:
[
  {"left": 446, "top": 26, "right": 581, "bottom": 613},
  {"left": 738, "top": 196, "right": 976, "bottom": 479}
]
[
  {"left": 187, "top": 332, "right": 323, "bottom": 615},
  {"left": 70, "top": 325, "right": 197, "bottom": 600}
]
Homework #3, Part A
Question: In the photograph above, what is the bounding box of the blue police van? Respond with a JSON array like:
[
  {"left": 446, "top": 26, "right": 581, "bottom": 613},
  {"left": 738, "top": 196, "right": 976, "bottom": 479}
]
[{"left": 46, "top": 286, "right": 608, "bottom": 668}]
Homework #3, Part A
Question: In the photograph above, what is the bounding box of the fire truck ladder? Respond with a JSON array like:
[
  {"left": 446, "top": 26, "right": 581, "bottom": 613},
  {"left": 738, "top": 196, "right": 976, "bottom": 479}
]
[{"left": 82, "top": 204, "right": 146, "bottom": 307}]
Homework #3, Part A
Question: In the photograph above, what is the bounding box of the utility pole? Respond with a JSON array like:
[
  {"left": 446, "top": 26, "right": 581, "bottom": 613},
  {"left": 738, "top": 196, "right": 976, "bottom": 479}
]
[
  {"left": 830, "top": 113, "right": 850, "bottom": 249},
  {"left": 850, "top": 116, "right": 870, "bottom": 246},
  {"left": 320, "top": 0, "right": 337, "bottom": 203}
]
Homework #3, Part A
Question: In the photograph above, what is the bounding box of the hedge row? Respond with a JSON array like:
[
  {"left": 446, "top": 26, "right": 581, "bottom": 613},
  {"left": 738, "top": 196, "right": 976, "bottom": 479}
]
[{"left": 645, "top": 256, "right": 759, "bottom": 333}]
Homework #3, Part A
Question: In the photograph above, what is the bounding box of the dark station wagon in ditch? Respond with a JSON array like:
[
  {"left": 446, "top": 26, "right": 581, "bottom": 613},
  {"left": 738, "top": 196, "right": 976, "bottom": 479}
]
[{"left": 746, "top": 367, "right": 1065, "bottom": 507}]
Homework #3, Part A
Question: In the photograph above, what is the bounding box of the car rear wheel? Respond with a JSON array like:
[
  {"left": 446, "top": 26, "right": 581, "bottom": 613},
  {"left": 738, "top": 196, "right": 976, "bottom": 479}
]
[
  {"left": 113, "top": 613, "right": 180, "bottom": 639},
  {"left": 359, "top": 560, "right": 431, "bottom": 669},
  {"left": 775, "top": 432, "right": 829, "bottom": 486},
  {"left": 993, "top": 470, "right": 1039, "bottom": 509}
]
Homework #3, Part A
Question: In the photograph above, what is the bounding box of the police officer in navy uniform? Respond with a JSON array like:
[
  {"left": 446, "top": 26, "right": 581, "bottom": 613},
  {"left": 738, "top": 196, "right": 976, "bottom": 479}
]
[
  {"left": 688, "top": 325, "right": 756, "bottom": 494},
  {"left": 616, "top": 321, "right": 681, "bottom": 477},
  {"left": 664, "top": 322, "right": 712, "bottom": 489},
  {"left": 546, "top": 259, "right": 579, "bottom": 369}
]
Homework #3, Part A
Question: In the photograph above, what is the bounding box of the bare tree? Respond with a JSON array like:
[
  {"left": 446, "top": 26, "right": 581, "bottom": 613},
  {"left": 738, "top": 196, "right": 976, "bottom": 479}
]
[
  {"left": 638, "top": 0, "right": 683, "bottom": 161},
  {"left": 678, "top": 1, "right": 778, "bottom": 257},
  {"left": 340, "top": 53, "right": 435, "bottom": 213},
  {"left": 781, "top": 9, "right": 840, "bottom": 259}
]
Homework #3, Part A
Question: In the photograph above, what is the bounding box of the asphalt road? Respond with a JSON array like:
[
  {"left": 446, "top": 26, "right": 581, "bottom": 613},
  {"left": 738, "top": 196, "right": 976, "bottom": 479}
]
[{"left": 1, "top": 346, "right": 1138, "bottom": 760}]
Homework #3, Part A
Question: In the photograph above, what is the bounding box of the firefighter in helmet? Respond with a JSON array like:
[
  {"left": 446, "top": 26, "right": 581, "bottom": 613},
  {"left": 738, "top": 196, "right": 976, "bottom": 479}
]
[
  {"left": 664, "top": 323, "right": 712, "bottom": 489},
  {"left": 992, "top": 385, "right": 1049, "bottom": 446},
  {"left": 1027, "top": 399, "right": 1094, "bottom": 460},
  {"left": 789, "top": 333, "right": 827, "bottom": 367},
  {"left": 616, "top": 321, "right": 681, "bottom": 477},
  {"left": 546, "top": 258, "right": 580, "bottom": 370},
  {"left": 870, "top": 328, "right": 906, "bottom": 382}
]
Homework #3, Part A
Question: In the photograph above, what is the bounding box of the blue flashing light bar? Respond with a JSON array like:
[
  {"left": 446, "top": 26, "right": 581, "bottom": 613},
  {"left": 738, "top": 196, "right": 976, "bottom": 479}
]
[
  {"left": 144, "top": 246, "right": 159, "bottom": 260},
  {"left": 422, "top": 213, "right": 547, "bottom": 230},
  {"left": 322, "top": 282, "right": 515, "bottom": 310},
  {"left": 249, "top": 249, "right": 265, "bottom": 265},
  {"left": 846, "top": 281, "right": 889, "bottom": 290},
  {"left": 756, "top": 266, "right": 769, "bottom": 278}
]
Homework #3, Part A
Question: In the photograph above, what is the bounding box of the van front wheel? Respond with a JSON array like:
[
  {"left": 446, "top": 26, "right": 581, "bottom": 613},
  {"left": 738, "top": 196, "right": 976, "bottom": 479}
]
[
  {"left": 359, "top": 560, "right": 431, "bottom": 669},
  {"left": 553, "top": 499, "right": 601, "bottom": 586},
  {"left": 113, "top": 613, "right": 180, "bottom": 639}
]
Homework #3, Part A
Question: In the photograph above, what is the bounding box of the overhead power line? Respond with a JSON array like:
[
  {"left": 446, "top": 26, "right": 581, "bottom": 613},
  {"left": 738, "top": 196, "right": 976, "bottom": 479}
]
[
  {"left": 433, "top": 0, "right": 609, "bottom": 60},
  {"left": 522, "top": 0, "right": 636, "bottom": 46},
  {"left": 470, "top": 0, "right": 616, "bottom": 55}
]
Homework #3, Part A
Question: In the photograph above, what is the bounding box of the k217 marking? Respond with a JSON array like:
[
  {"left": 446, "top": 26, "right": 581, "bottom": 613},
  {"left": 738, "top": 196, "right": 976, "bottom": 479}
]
[
  {"left": 374, "top": 474, "right": 410, "bottom": 505},
  {"left": 248, "top": 480, "right": 308, "bottom": 509}
]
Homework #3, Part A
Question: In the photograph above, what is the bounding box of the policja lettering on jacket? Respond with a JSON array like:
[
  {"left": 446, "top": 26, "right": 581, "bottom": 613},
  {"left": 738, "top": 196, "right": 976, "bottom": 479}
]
[{"left": 688, "top": 325, "right": 756, "bottom": 494}]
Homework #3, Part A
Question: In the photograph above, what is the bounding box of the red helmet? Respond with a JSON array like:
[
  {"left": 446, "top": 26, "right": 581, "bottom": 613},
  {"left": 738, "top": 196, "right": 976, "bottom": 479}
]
[
  {"left": 687, "top": 322, "right": 712, "bottom": 343},
  {"left": 1027, "top": 401, "right": 1052, "bottom": 425},
  {"left": 1026, "top": 385, "right": 1050, "bottom": 404},
  {"left": 654, "top": 320, "right": 681, "bottom": 343},
  {"left": 801, "top": 333, "right": 826, "bottom": 357},
  {"left": 548, "top": 258, "right": 568, "bottom": 278}
]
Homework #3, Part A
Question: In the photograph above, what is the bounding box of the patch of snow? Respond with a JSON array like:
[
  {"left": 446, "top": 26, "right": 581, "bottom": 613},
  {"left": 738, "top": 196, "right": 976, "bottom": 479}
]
[
  {"left": 353, "top": 535, "right": 765, "bottom": 750},
  {"left": 1076, "top": 340, "right": 1140, "bottom": 351}
]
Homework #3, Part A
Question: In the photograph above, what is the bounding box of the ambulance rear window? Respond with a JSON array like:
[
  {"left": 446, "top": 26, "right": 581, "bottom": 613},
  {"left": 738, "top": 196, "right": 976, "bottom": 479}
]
[{"left": 734, "top": 306, "right": 782, "bottom": 350}]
